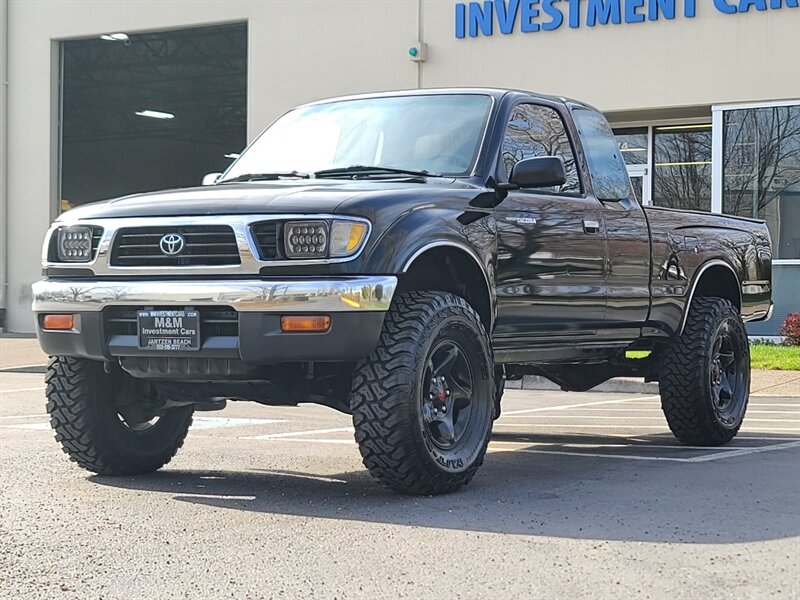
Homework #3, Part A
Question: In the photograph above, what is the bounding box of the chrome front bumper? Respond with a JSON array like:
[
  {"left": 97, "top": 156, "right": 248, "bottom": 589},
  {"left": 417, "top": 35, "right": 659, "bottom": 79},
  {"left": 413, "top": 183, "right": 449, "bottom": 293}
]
[{"left": 32, "top": 276, "right": 397, "bottom": 313}]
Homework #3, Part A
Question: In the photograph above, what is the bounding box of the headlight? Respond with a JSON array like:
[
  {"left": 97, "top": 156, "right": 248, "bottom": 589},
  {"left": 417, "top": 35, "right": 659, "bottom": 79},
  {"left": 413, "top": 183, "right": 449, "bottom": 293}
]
[
  {"left": 282, "top": 219, "right": 368, "bottom": 260},
  {"left": 57, "top": 226, "right": 93, "bottom": 262},
  {"left": 284, "top": 221, "right": 328, "bottom": 259}
]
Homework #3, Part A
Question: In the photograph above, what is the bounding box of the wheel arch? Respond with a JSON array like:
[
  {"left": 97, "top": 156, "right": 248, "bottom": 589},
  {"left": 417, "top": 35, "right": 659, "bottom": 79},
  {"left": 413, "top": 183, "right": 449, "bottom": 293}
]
[
  {"left": 399, "top": 242, "right": 494, "bottom": 332},
  {"left": 679, "top": 259, "right": 741, "bottom": 336}
]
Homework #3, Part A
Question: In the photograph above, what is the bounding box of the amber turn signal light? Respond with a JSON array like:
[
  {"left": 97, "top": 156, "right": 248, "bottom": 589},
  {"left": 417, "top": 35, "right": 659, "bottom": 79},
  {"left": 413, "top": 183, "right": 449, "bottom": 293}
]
[
  {"left": 42, "top": 314, "right": 75, "bottom": 330},
  {"left": 280, "top": 315, "right": 331, "bottom": 333}
]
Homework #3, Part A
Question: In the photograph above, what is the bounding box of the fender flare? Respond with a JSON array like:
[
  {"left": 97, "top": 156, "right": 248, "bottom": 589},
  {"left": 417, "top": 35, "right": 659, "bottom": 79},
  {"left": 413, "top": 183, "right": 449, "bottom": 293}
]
[
  {"left": 401, "top": 240, "right": 495, "bottom": 328},
  {"left": 678, "top": 259, "right": 741, "bottom": 336}
]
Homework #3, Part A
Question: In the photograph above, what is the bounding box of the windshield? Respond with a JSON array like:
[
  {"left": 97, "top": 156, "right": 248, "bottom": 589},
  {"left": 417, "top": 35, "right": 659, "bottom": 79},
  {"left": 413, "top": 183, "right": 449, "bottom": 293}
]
[{"left": 220, "top": 94, "right": 493, "bottom": 181}]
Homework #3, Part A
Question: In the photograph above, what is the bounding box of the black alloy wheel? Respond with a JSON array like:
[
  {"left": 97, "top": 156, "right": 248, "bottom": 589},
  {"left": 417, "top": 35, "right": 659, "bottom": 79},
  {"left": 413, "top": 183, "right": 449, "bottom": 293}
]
[
  {"left": 350, "top": 291, "right": 495, "bottom": 495},
  {"left": 660, "top": 296, "right": 751, "bottom": 446},
  {"left": 709, "top": 320, "right": 748, "bottom": 428},
  {"left": 421, "top": 340, "right": 476, "bottom": 450}
]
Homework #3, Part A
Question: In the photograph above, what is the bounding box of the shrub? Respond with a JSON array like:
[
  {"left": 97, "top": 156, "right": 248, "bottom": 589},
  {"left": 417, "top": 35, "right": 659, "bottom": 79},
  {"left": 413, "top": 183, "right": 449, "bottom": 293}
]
[{"left": 780, "top": 312, "right": 800, "bottom": 346}]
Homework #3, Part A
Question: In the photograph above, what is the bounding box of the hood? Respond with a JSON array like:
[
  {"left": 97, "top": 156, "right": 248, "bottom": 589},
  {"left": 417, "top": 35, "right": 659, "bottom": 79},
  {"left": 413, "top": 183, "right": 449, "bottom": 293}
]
[{"left": 58, "top": 178, "right": 460, "bottom": 221}]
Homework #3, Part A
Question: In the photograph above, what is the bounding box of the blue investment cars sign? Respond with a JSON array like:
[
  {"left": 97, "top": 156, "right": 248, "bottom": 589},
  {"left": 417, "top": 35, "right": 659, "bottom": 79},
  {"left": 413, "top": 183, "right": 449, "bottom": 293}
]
[{"left": 455, "top": 0, "right": 798, "bottom": 38}]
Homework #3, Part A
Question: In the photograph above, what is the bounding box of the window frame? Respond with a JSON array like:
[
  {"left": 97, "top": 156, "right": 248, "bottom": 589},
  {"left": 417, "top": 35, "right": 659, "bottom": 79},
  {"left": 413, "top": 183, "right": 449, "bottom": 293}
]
[
  {"left": 712, "top": 99, "right": 800, "bottom": 265},
  {"left": 495, "top": 100, "right": 585, "bottom": 198}
]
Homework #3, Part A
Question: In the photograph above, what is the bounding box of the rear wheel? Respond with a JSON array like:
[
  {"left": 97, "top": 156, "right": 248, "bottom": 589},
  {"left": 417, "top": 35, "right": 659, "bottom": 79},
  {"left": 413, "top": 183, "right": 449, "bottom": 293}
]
[
  {"left": 350, "top": 291, "right": 495, "bottom": 495},
  {"left": 659, "top": 297, "right": 750, "bottom": 445},
  {"left": 46, "top": 356, "right": 194, "bottom": 475}
]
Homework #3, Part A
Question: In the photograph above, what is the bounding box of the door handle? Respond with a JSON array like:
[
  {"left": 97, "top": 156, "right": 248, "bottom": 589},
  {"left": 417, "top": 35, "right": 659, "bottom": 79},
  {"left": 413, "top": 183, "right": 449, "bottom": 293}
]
[{"left": 583, "top": 219, "right": 601, "bottom": 234}]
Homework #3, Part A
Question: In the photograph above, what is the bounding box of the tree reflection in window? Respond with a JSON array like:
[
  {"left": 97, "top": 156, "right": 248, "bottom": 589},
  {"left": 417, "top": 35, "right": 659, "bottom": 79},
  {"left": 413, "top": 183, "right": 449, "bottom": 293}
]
[
  {"left": 723, "top": 105, "right": 800, "bottom": 260},
  {"left": 501, "top": 104, "right": 581, "bottom": 194},
  {"left": 653, "top": 125, "right": 712, "bottom": 211}
]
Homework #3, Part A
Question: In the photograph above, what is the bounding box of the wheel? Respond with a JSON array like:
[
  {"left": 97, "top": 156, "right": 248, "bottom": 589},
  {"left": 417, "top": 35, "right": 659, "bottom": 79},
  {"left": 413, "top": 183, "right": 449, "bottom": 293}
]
[
  {"left": 659, "top": 297, "right": 750, "bottom": 446},
  {"left": 46, "top": 356, "right": 194, "bottom": 475},
  {"left": 350, "top": 291, "right": 495, "bottom": 495}
]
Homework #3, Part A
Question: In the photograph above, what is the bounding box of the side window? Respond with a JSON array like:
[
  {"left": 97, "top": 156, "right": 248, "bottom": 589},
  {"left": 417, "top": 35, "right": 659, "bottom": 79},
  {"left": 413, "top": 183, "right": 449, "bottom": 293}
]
[
  {"left": 500, "top": 103, "right": 581, "bottom": 194},
  {"left": 572, "top": 108, "right": 632, "bottom": 201}
]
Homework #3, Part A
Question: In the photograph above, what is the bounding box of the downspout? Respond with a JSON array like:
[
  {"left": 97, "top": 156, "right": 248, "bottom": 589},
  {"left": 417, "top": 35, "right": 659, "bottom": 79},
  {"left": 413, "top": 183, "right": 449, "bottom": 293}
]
[{"left": 0, "top": 0, "right": 8, "bottom": 331}]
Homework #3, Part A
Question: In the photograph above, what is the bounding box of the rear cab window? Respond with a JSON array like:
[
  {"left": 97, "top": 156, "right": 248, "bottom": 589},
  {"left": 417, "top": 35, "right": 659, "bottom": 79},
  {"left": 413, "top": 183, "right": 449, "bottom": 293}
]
[{"left": 572, "top": 108, "right": 632, "bottom": 201}]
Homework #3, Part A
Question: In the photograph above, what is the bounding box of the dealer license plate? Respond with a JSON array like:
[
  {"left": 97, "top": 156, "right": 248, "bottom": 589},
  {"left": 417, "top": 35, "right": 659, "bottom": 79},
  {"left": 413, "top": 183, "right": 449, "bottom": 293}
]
[{"left": 137, "top": 309, "right": 200, "bottom": 351}]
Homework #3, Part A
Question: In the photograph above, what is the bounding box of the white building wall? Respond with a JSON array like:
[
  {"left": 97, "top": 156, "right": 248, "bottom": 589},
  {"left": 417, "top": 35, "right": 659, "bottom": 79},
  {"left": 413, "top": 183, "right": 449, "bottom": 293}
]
[{"left": 3, "top": 0, "right": 800, "bottom": 331}]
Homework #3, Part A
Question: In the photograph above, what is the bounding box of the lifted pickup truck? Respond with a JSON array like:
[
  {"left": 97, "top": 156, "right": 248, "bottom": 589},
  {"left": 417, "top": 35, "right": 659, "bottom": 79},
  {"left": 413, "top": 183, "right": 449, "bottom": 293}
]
[{"left": 33, "top": 89, "right": 773, "bottom": 495}]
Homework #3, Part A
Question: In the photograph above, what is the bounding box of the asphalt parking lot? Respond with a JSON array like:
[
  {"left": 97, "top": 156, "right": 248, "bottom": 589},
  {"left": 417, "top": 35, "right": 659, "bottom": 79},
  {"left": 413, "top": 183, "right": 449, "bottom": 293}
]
[{"left": 1, "top": 362, "right": 799, "bottom": 599}]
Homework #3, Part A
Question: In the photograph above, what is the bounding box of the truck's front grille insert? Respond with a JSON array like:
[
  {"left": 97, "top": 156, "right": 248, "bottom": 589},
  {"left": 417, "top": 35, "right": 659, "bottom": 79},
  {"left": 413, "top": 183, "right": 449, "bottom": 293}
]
[
  {"left": 110, "top": 226, "right": 240, "bottom": 267},
  {"left": 104, "top": 306, "right": 239, "bottom": 339},
  {"left": 250, "top": 221, "right": 282, "bottom": 260}
]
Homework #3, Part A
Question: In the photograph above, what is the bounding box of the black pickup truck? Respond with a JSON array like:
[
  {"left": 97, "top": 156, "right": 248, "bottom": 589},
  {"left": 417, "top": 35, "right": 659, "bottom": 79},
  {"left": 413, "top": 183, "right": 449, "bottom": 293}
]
[{"left": 33, "top": 89, "right": 773, "bottom": 495}]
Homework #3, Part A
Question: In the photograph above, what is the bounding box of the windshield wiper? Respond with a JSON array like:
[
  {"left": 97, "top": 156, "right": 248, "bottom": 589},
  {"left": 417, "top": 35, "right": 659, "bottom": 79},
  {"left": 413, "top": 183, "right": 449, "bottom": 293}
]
[
  {"left": 218, "top": 171, "right": 310, "bottom": 183},
  {"left": 313, "top": 165, "right": 441, "bottom": 179}
]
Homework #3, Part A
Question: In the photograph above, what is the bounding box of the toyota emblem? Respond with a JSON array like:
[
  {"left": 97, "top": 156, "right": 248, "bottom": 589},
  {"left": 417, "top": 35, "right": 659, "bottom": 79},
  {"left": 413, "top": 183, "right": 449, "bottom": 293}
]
[{"left": 159, "top": 233, "right": 186, "bottom": 256}]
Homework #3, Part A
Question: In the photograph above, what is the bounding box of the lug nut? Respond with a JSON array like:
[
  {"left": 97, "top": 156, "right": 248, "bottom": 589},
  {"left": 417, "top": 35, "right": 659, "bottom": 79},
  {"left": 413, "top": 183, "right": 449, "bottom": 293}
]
[{"left": 446, "top": 390, "right": 450, "bottom": 396}]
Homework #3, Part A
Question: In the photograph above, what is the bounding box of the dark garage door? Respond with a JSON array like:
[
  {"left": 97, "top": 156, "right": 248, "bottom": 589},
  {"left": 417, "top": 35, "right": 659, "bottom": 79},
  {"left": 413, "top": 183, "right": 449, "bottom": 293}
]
[{"left": 59, "top": 23, "right": 247, "bottom": 211}]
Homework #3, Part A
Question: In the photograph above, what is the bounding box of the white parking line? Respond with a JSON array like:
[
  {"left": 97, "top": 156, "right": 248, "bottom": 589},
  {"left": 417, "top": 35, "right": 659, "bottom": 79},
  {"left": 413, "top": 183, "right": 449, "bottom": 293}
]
[
  {"left": 246, "top": 427, "right": 354, "bottom": 440},
  {"left": 190, "top": 417, "right": 286, "bottom": 430},
  {"left": 265, "top": 438, "right": 356, "bottom": 445},
  {"left": 499, "top": 414, "right": 800, "bottom": 423},
  {"left": 688, "top": 441, "right": 800, "bottom": 462},
  {"left": 493, "top": 423, "right": 800, "bottom": 431},
  {"left": 2, "top": 416, "right": 288, "bottom": 431},
  {"left": 0, "top": 413, "right": 48, "bottom": 420},
  {"left": 0, "top": 386, "right": 46, "bottom": 394},
  {"left": 536, "top": 407, "right": 799, "bottom": 415},
  {"left": 502, "top": 395, "right": 660, "bottom": 415},
  {"left": 490, "top": 440, "right": 800, "bottom": 462},
  {"left": 3, "top": 423, "right": 50, "bottom": 430}
]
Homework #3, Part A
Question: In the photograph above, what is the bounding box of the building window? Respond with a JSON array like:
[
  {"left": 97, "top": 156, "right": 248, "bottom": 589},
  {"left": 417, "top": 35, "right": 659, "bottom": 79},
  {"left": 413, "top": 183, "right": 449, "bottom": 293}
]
[
  {"left": 721, "top": 104, "right": 800, "bottom": 260},
  {"left": 653, "top": 124, "right": 712, "bottom": 211},
  {"left": 614, "top": 127, "right": 648, "bottom": 166}
]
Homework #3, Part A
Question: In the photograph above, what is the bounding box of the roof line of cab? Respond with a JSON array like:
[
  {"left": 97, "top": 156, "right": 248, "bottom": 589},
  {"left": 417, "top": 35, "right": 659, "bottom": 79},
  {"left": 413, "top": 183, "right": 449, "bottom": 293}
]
[{"left": 298, "top": 87, "right": 597, "bottom": 113}]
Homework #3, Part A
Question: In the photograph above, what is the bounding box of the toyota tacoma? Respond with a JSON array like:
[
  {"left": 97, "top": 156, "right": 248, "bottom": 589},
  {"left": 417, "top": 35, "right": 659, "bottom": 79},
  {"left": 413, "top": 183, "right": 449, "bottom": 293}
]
[{"left": 33, "top": 89, "right": 773, "bottom": 494}]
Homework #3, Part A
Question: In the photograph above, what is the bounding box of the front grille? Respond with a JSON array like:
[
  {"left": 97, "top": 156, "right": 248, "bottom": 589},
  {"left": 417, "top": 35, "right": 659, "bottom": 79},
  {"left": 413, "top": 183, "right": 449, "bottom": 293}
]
[
  {"left": 104, "top": 306, "right": 239, "bottom": 339},
  {"left": 91, "top": 228, "right": 103, "bottom": 258},
  {"left": 250, "top": 221, "right": 282, "bottom": 260},
  {"left": 110, "top": 225, "right": 240, "bottom": 267}
]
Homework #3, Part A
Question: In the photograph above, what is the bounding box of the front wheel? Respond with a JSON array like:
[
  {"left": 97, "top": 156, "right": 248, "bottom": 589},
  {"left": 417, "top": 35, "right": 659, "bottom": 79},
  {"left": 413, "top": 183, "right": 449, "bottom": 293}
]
[
  {"left": 659, "top": 297, "right": 750, "bottom": 445},
  {"left": 350, "top": 291, "right": 495, "bottom": 495},
  {"left": 46, "top": 356, "right": 194, "bottom": 475}
]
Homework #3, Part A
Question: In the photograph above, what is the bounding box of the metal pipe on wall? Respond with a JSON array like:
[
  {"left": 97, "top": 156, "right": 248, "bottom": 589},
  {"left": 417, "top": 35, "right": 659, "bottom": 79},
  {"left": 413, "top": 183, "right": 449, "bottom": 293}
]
[{"left": 0, "top": 0, "right": 8, "bottom": 331}]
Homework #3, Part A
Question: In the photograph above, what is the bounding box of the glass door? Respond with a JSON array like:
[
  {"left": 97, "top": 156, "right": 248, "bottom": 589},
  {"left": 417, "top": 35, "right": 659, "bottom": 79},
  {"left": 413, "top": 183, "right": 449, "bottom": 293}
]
[{"left": 627, "top": 164, "right": 651, "bottom": 205}]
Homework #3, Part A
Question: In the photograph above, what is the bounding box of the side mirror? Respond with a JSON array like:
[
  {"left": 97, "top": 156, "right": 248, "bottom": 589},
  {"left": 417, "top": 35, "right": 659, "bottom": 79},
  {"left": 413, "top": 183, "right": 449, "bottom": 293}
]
[
  {"left": 202, "top": 172, "right": 222, "bottom": 186},
  {"left": 510, "top": 156, "right": 566, "bottom": 189}
]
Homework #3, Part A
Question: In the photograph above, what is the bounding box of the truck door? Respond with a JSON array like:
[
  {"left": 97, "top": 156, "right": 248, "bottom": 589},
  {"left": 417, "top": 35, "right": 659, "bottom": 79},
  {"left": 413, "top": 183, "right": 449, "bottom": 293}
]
[
  {"left": 494, "top": 102, "right": 607, "bottom": 348},
  {"left": 570, "top": 108, "right": 651, "bottom": 339}
]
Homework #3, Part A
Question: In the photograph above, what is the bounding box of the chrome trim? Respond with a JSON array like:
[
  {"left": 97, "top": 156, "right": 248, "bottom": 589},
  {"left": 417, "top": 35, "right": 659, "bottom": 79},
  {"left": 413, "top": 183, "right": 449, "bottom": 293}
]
[
  {"left": 32, "top": 276, "right": 397, "bottom": 314},
  {"left": 678, "top": 259, "right": 741, "bottom": 335},
  {"left": 402, "top": 241, "right": 494, "bottom": 326},
  {"left": 743, "top": 302, "right": 774, "bottom": 323},
  {"left": 42, "top": 214, "right": 372, "bottom": 276}
]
